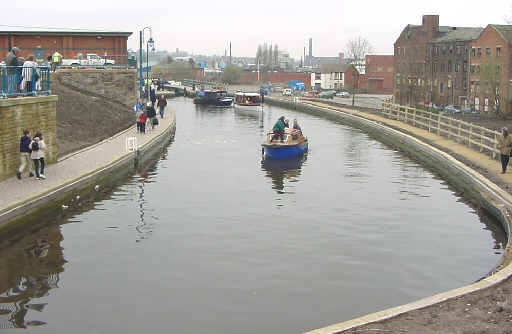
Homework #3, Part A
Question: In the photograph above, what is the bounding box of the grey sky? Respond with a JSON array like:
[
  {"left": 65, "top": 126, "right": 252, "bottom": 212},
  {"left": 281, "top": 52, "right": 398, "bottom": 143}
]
[{"left": 3, "top": 0, "right": 511, "bottom": 59}]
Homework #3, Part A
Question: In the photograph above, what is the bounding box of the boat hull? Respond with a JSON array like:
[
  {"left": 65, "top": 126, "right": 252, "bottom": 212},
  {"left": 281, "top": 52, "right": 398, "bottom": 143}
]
[
  {"left": 234, "top": 103, "right": 262, "bottom": 113},
  {"left": 263, "top": 141, "right": 308, "bottom": 159}
]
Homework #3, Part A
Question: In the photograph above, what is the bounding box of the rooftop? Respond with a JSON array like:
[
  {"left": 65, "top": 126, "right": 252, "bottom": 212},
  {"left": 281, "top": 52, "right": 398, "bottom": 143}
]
[
  {"left": 434, "top": 27, "right": 483, "bottom": 42},
  {"left": 490, "top": 25, "right": 512, "bottom": 43},
  {"left": 0, "top": 30, "right": 132, "bottom": 37}
]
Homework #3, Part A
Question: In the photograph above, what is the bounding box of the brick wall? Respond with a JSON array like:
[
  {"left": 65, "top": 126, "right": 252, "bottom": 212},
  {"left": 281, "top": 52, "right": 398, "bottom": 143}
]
[
  {"left": 54, "top": 69, "right": 137, "bottom": 108},
  {"left": 0, "top": 96, "right": 58, "bottom": 181}
]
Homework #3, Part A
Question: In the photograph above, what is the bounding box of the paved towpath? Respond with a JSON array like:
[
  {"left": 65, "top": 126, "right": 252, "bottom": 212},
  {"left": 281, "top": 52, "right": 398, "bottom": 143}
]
[{"left": 0, "top": 109, "right": 175, "bottom": 219}]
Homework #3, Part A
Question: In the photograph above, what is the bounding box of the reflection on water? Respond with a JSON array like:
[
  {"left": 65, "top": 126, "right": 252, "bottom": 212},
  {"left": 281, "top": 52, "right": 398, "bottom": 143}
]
[
  {"left": 261, "top": 155, "right": 307, "bottom": 194},
  {"left": 0, "top": 225, "right": 65, "bottom": 329}
]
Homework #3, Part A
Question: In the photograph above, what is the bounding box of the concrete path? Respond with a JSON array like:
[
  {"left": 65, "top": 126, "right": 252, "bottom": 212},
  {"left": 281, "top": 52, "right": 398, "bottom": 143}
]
[{"left": 0, "top": 109, "right": 175, "bottom": 219}]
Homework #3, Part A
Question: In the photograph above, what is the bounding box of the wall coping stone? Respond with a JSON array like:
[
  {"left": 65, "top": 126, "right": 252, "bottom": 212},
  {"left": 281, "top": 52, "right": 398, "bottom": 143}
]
[{"left": 0, "top": 95, "right": 58, "bottom": 107}]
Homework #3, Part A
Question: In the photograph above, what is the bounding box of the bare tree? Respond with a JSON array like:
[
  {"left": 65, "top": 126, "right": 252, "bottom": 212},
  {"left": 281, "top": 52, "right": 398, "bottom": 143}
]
[{"left": 346, "top": 36, "right": 373, "bottom": 106}]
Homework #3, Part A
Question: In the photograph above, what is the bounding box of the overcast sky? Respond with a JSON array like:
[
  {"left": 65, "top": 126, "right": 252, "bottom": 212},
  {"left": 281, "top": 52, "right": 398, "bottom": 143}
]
[{"left": 2, "top": 0, "right": 511, "bottom": 59}]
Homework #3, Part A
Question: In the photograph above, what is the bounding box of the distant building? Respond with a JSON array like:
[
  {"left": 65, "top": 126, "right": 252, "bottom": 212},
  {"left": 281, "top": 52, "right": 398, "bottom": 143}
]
[
  {"left": 394, "top": 15, "right": 482, "bottom": 106},
  {"left": 311, "top": 64, "right": 348, "bottom": 90},
  {"left": 0, "top": 30, "right": 132, "bottom": 64},
  {"left": 469, "top": 25, "right": 512, "bottom": 113},
  {"left": 364, "top": 55, "right": 394, "bottom": 93}
]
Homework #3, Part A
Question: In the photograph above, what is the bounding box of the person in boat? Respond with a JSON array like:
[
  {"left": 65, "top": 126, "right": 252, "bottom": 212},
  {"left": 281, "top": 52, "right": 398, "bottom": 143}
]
[
  {"left": 270, "top": 116, "right": 286, "bottom": 142},
  {"left": 292, "top": 119, "right": 302, "bottom": 133},
  {"left": 284, "top": 119, "right": 290, "bottom": 128}
]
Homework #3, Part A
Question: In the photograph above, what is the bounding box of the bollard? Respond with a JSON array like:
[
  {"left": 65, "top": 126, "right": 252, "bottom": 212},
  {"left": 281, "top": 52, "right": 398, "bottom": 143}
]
[{"left": 126, "top": 137, "right": 137, "bottom": 152}]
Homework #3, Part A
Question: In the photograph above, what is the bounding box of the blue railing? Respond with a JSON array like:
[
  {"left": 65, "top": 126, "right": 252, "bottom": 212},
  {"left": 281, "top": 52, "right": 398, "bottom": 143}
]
[{"left": 0, "top": 65, "right": 51, "bottom": 98}]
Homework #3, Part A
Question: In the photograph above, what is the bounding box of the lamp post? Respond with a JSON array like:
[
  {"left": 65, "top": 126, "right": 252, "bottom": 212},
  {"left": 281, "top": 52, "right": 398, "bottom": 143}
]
[{"left": 139, "top": 27, "right": 154, "bottom": 100}]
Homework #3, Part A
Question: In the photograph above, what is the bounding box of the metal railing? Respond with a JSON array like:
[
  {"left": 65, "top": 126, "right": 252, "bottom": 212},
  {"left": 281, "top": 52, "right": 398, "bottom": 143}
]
[
  {"left": 381, "top": 101, "right": 501, "bottom": 159},
  {"left": 1, "top": 66, "right": 51, "bottom": 98}
]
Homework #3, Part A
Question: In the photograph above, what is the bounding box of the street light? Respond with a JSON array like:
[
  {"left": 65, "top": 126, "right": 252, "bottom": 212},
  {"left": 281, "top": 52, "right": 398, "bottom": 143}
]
[{"left": 139, "top": 27, "right": 154, "bottom": 100}]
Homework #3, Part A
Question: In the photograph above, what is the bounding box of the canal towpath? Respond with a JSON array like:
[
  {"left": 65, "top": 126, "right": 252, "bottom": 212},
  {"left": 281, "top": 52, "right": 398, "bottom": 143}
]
[{"left": 0, "top": 109, "right": 176, "bottom": 228}]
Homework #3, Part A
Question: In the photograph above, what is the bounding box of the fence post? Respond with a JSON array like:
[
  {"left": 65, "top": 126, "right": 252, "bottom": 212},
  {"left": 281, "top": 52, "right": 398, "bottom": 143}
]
[
  {"left": 413, "top": 108, "right": 416, "bottom": 127},
  {"left": 480, "top": 132, "right": 484, "bottom": 153},
  {"left": 468, "top": 124, "right": 473, "bottom": 148},
  {"left": 437, "top": 114, "right": 441, "bottom": 136},
  {"left": 493, "top": 133, "right": 497, "bottom": 159},
  {"left": 458, "top": 122, "right": 461, "bottom": 143},
  {"left": 428, "top": 112, "right": 431, "bottom": 132}
]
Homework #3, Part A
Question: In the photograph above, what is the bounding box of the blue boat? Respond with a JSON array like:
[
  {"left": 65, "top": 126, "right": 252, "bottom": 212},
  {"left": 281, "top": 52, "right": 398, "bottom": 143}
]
[{"left": 262, "top": 129, "right": 308, "bottom": 159}]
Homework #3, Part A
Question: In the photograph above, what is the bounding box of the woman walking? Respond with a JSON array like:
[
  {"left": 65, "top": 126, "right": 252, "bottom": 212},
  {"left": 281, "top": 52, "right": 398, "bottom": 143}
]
[
  {"left": 497, "top": 127, "right": 512, "bottom": 174},
  {"left": 30, "top": 132, "right": 47, "bottom": 180}
]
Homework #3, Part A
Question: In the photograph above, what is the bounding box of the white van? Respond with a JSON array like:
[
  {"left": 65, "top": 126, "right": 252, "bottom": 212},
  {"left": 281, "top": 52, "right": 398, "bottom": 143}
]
[{"left": 282, "top": 88, "right": 292, "bottom": 96}]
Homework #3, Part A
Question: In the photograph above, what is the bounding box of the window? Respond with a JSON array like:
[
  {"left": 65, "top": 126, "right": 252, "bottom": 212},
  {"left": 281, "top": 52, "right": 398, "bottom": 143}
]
[
  {"left": 497, "top": 64, "right": 502, "bottom": 73},
  {"left": 497, "top": 47, "right": 501, "bottom": 57},
  {"left": 476, "top": 65, "right": 480, "bottom": 73},
  {"left": 397, "top": 47, "right": 401, "bottom": 56},
  {"left": 442, "top": 46, "right": 447, "bottom": 55},
  {"left": 463, "top": 61, "right": 468, "bottom": 72},
  {"left": 486, "top": 48, "right": 491, "bottom": 56},
  {"left": 441, "top": 63, "right": 445, "bottom": 72},
  {"left": 449, "top": 46, "right": 453, "bottom": 55},
  {"left": 471, "top": 48, "right": 476, "bottom": 57},
  {"left": 456, "top": 46, "right": 461, "bottom": 55},
  {"left": 434, "top": 47, "right": 438, "bottom": 56},
  {"left": 463, "top": 78, "right": 467, "bottom": 89},
  {"left": 315, "top": 73, "right": 321, "bottom": 80},
  {"left": 433, "top": 63, "right": 437, "bottom": 72},
  {"left": 471, "top": 64, "right": 475, "bottom": 73},
  {"left": 440, "top": 82, "right": 444, "bottom": 93},
  {"left": 477, "top": 48, "right": 482, "bottom": 57},
  {"left": 455, "top": 63, "right": 460, "bottom": 72},
  {"left": 447, "top": 60, "right": 452, "bottom": 72}
]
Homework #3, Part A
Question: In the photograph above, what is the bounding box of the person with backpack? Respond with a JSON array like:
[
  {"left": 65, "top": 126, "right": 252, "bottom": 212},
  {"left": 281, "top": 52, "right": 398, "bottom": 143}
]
[
  {"left": 145, "top": 102, "right": 158, "bottom": 130},
  {"left": 30, "top": 132, "right": 47, "bottom": 180},
  {"left": 17, "top": 129, "right": 34, "bottom": 179}
]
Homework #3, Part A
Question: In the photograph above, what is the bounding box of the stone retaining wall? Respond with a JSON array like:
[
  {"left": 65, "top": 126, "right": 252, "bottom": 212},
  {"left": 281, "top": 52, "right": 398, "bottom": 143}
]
[
  {"left": 0, "top": 96, "right": 58, "bottom": 181},
  {"left": 54, "top": 69, "right": 137, "bottom": 108}
]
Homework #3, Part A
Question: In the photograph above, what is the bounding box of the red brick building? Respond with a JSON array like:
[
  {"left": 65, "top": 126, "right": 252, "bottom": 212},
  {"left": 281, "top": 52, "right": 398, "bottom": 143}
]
[
  {"left": 0, "top": 30, "right": 132, "bottom": 63},
  {"left": 469, "top": 25, "right": 512, "bottom": 114},
  {"left": 394, "top": 15, "right": 482, "bottom": 107},
  {"left": 364, "top": 55, "right": 394, "bottom": 93}
]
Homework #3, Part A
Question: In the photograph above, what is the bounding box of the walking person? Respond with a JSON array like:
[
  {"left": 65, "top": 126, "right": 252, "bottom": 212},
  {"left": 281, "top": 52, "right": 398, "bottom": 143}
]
[
  {"left": 150, "top": 85, "right": 157, "bottom": 107},
  {"left": 157, "top": 94, "right": 167, "bottom": 119},
  {"left": 4, "top": 46, "right": 20, "bottom": 95},
  {"left": 30, "top": 132, "right": 47, "bottom": 180},
  {"left": 16, "top": 130, "right": 34, "bottom": 179},
  {"left": 137, "top": 107, "right": 147, "bottom": 134},
  {"left": 51, "top": 50, "right": 62, "bottom": 72},
  {"left": 146, "top": 102, "right": 157, "bottom": 131},
  {"left": 498, "top": 127, "right": 512, "bottom": 174}
]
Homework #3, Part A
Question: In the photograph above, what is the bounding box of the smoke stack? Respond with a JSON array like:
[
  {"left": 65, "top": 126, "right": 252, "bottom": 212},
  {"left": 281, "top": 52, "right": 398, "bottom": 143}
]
[{"left": 309, "top": 38, "right": 313, "bottom": 65}]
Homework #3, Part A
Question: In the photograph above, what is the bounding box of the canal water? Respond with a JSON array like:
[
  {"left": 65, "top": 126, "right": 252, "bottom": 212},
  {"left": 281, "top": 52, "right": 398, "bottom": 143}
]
[{"left": 0, "top": 97, "right": 507, "bottom": 334}]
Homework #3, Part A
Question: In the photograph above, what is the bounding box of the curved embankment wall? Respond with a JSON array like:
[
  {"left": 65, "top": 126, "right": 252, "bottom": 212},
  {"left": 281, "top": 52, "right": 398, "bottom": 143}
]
[
  {"left": 265, "top": 97, "right": 512, "bottom": 334},
  {"left": 0, "top": 112, "right": 176, "bottom": 235}
]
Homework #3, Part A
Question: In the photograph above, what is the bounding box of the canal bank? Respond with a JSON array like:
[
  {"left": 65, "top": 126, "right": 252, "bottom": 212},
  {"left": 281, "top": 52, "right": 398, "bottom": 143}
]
[
  {"left": 0, "top": 109, "right": 176, "bottom": 235},
  {"left": 265, "top": 97, "right": 512, "bottom": 334}
]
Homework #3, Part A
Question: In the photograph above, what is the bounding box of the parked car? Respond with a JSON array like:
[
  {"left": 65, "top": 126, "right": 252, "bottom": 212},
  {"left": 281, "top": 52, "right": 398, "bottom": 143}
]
[
  {"left": 62, "top": 53, "right": 115, "bottom": 68},
  {"left": 444, "top": 105, "right": 461, "bottom": 114},
  {"left": 461, "top": 107, "right": 478, "bottom": 114},
  {"left": 282, "top": 88, "right": 293, "bottom": 96},
  {"left": 336, "top": 91, "right": 350, "bottom": 98},
  {"left": 303, "top": 91, "right": 317, "bottom": 98},
  {"left": 318, "top": 91, "right": 335, "bottom": 99}
]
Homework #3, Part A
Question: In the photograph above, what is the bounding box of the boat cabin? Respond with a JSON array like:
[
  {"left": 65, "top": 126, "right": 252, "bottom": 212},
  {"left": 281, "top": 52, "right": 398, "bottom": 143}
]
[
  {"left": 265, "top": 128, "right": 306, "bottom": 146},
  {"left": 234, "top": 93, "right": 261, "bottom": 105}
]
